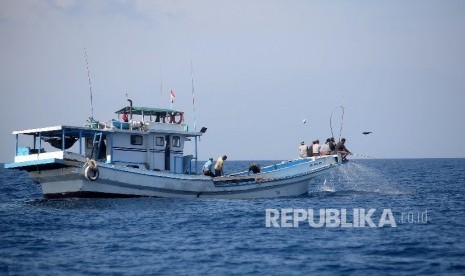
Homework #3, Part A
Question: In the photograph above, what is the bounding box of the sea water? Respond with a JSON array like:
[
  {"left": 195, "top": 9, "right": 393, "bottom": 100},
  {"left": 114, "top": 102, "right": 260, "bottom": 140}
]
[{"left": 1, "top": 159, "right": 465, "bottom": 275}]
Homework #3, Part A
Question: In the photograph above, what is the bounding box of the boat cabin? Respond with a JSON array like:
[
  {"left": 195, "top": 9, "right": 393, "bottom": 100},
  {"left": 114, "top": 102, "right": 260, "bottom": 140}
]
[{"left": 8, "top": 106, "right": 205, "bottom": 174}]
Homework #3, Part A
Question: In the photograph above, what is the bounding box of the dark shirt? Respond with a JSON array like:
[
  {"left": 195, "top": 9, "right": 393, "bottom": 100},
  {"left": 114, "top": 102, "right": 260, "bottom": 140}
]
[
  {"left": 336, "top": 142, "right": 349, "bottom": 153},
  {"left": 329, "top": 141, "right": 336, "bottom": 151}
]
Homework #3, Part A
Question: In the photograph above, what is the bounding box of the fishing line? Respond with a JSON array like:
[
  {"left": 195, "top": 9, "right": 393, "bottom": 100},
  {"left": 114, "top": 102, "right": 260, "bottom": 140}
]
[
  {"left": 352, "top": 153, "right": 376, "bottom": 159},
  {"left": 330, "top": 105, "right": 344, "bottom": 141}
]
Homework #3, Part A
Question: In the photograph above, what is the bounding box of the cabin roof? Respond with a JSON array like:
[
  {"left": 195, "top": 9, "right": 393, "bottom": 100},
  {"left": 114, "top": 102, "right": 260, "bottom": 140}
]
[
  {"left": 13, "top": 126, "right": 105, "bottom": 138},
  {"left": 12, "top": 125, "right": 203, "bottom": 137},
  {"left": 115, "top": 106, "right": 182, "bottom": 116}
]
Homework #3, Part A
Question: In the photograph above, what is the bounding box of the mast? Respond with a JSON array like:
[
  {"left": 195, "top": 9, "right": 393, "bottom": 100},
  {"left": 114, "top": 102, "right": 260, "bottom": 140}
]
[
  {"left": 160, "top": 66, "right": 163, "bottom": 107},
  {"left": 84, "top": 48, "right": 94, "bottom": 119},
  {"left": 191, "top": 61, "right": 197, "bottom": 131}
]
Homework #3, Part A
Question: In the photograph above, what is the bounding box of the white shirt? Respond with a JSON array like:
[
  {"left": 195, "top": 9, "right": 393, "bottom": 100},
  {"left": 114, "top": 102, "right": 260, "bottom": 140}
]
[
  {"left": 312, "top": 143, "right": 320, "bottom": 154},
  {"left": 299, "top": 144, "right": 308, "bottom": 158},
  {"left": 320, "top": 143, "right": 330, "bottom": 154}
]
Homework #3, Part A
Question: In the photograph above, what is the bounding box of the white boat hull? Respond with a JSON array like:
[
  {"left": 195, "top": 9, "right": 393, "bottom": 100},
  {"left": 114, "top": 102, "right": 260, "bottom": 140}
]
[{"left": 29, "top": 156, "right": 340, "bottom": 199}]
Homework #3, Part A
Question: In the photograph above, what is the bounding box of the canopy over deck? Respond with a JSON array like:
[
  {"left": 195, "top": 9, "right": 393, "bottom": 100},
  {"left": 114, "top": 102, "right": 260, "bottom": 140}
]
[
  {"left": 115, "top": 106, "right": 183, "bottom": 116},
  {"left": 12, "top": 126, "right": 109, "bottom": 138},
  {"left": 12, "top": 125, "right": 204, "bottom": 137}
]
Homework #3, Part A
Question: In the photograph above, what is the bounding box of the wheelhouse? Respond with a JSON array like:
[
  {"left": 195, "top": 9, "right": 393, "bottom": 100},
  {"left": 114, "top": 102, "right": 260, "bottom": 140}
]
[{"left": 6, "top": 106, "right": 204, "bottom": 174}]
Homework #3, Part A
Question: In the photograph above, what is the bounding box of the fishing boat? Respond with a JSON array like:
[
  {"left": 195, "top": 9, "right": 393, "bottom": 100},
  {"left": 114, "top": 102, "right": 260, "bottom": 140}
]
[{"left": 4, "top": 100, "right": 343, "bottom": 199}]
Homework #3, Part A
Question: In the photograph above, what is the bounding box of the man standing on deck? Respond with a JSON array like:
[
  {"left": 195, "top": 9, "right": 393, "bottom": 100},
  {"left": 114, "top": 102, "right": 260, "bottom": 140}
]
[{"left": 215, "top": 155, "right": 227, "bottom": 176}]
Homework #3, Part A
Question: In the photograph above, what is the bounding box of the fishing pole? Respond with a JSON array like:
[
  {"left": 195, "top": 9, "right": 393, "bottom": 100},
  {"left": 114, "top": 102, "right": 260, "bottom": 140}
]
[{"left": 191, "top": 61, "right": 197, "bottom": 131}]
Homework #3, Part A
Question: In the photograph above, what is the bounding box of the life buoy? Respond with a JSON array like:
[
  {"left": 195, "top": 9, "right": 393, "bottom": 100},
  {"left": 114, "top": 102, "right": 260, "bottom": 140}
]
[
  {"left": 84, "top": 158, "right": 99, "bottom": 181},
  {"left": 163, "top": 114, "right": 173, "bottom": 124},
  {"left": 85, "top": 166, "right": 99, "bottom": 181},
  {"left": 162, "top": 112, "right": 183, "bottom": 124},
  {"left": 173, "top": 113, "right": 183, "bottom": 124}
]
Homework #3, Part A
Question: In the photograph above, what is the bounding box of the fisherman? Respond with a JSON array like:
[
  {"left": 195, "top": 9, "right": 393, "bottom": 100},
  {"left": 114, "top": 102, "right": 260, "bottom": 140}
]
[
  {"left": 336, "top": 138, "right": 352, "bottom": 161},
  {"left": 329, "top": 137, "right": 337, "bottom": 154},
  {"left": 320, "top": 138, "right": 331, "bottom": 156},
  {"left": 248, "top": 163, "right": 261, "bottom": 174},
  {"left": 299, "top": 141, "right": 309, "bottom": 158},
  {"left": 312, "top": 140, "right": 321, "bottom": 157},
  {"left": 122, "top": 111, "right": 128, "bottom": 122},
  {"left": 202, "top": 158, "right": 215, "bottom": 177},
  {"left": 214, "top": 155, "right": 227, "bottom": 177}
]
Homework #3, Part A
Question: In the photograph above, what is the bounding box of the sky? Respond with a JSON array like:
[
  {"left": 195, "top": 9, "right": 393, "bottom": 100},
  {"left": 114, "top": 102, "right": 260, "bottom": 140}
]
[{"left": 1, "top": 0, "right": 465, "bottom": 162}]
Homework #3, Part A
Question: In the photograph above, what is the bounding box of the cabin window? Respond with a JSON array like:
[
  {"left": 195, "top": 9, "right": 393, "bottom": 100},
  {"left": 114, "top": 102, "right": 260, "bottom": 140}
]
[
  {"left": 172, "top": 136, "right": 181, "bottom": 147},
  {"left": 156, "top": 136, "right": 164, "bottom": 146},
  {"left": 130, "top": 135, "right": 143, "bottom": 145}
]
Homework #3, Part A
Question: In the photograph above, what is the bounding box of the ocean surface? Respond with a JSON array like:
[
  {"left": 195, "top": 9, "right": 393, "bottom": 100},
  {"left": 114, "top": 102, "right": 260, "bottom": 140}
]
[{"left": 1, "top": 159, "right": 465, "bottom": 275}]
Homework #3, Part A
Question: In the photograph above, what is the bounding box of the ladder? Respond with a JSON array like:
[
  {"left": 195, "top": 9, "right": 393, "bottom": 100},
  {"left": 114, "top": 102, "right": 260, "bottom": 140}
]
[{"left": 90, "top": 132, "right": 103, "bottom": 160}]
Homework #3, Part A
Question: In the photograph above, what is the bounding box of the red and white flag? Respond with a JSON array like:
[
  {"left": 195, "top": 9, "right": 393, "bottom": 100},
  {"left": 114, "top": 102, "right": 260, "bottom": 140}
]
[{"left": 170, "top": 89, "right": 176, "bottom": 103}]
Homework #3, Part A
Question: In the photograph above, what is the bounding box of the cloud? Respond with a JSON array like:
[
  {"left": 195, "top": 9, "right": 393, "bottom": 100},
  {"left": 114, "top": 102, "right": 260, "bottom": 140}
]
[
  {"left": 52, "top": 0, "right": 76, "bottom": 9},
  {"left": 0, "top": 0, "right": 45, "bottom": 22}
]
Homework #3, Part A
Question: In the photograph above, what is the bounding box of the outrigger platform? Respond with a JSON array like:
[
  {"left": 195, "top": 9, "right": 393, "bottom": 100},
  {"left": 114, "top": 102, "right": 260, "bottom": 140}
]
[{"left": 5, "top": 100, "right": 343, "bottom": 199}]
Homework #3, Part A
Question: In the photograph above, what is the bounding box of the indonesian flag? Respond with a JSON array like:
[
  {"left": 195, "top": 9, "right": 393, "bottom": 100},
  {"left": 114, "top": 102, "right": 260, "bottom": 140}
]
[{"left": 170, "top": 89, "right": 176, "bottom": 103}]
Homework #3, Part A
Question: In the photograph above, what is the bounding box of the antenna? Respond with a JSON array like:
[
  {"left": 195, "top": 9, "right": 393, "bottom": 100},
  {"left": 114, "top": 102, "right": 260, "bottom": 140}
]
[
  {"left": 84, "top": 48, "right": 94, "bottom": 119},
  {"left": 191, "top": 61, "right": 197, "bottom": 131},
  {"left": 126, "top": 92, "right": 133, "bottom": 120},
  {"left": 159, "top": 66, "right": 163, "bottom": 107}
]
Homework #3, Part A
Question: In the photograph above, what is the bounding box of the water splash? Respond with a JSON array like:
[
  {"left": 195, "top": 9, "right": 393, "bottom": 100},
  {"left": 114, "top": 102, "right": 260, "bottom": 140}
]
[
  {"left": 319, "top": 178, "right": 336, "bottom": 193},
  {"left": 313, "top": 160, "right": 410, "bottom": 196}
]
